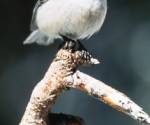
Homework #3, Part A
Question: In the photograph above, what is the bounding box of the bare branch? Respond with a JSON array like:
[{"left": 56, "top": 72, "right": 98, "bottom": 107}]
[
  {"left": 19, "top": 41, "right": 93, "bottom": 125},
  {"left": 19, "top": 40, "right": 150, "bottom": 125},
  {"left": 65, "top": 71, "right": 150, "bottom": 124}
]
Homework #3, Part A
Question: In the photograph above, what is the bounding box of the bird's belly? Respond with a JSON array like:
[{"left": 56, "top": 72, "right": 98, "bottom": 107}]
[{"left": 37, "top": 0, "right": 107, "bottom": 40}]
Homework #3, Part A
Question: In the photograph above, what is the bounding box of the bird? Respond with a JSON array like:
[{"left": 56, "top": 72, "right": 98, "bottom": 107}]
[{"left": 23, "top": 0, "right": 107, "bottom": 46}]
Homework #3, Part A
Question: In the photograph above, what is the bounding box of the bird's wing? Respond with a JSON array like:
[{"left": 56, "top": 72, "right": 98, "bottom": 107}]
[{"left": 30, "top": 0, "right": 48, "bottom": 31}]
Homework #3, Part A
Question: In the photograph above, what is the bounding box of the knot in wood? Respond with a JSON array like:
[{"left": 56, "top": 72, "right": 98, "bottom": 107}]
[{"left": 75, "top": 49, "right": 99, "bottom": 66}]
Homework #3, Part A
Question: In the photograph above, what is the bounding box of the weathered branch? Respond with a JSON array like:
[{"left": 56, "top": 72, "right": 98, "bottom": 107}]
[
  {"left": 19, "top": 40, "right": 150, "bottom": 125},
  {"left": 65, "top": 70, "right": 150, "bottom": 124}
]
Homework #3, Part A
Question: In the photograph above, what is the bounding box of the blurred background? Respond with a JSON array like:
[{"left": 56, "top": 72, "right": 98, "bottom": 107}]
[{"left": 0, "top": 0, "right": 150, "bottom": 125}]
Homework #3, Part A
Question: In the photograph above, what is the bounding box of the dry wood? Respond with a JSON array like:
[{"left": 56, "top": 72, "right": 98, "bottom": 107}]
[{"left": 19, "top": 41, "right": 150, "bottom": 125}]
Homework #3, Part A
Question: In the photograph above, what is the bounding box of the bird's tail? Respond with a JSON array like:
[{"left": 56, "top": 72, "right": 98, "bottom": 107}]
[{"left": 23, "top": 30, "right": 54, "bottom": 46}]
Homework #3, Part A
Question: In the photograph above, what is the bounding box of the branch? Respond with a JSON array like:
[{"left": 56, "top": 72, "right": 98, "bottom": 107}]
[
  {"left": 19, "top": 40, "right": 150, "bottom": 125},
  {"left": 66, "top": 70, "right": 150, "bottom": 124}
]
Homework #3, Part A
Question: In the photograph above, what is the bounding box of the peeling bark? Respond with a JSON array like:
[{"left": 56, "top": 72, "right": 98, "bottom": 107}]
[
  {"left": 19, "top": 41, "right": 150, "bottom": 125},
  {"left": 66, "top": 71, "right": 150, "bottom": 124}
]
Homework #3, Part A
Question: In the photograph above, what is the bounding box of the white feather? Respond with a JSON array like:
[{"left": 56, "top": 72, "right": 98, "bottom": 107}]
[
  {"left": 23, "top": 30, "right": 55, "bottom": 45},
  {"left": 25, "top": 0, "right": 107, "bottom": 45}
]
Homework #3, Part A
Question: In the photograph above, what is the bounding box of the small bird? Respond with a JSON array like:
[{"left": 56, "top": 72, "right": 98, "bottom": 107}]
[{"left": 24, "top": 0, "right": 107, "bottom": 45}]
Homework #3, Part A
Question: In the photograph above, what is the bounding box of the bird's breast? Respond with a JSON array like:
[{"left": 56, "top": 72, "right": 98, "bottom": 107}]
[{"left": 36, "top": 0, "right": 107, "bottom": 39}]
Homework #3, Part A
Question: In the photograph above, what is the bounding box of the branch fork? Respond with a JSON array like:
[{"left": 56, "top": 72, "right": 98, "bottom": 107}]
[{"left": 19, "top": 40, "right": 150, "bottom": 125}]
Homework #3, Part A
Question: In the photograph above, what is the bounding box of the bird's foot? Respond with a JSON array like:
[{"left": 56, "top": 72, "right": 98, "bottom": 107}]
[
  {"left": 59, "top": 35, "right": 76, "bottom": 51},
  {"left": 58, "top": 36, "right": 100, "bottom": 66}
]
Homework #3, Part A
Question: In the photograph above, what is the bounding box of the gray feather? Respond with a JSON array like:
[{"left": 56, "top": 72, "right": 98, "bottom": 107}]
[
  {"left": 23, "top": 30, "right": 54, "bottom": 45},
  {"left": 30, "top": 0, "right": 48, "bottom": 31}
]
